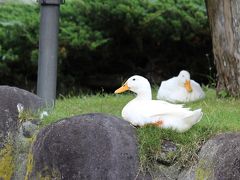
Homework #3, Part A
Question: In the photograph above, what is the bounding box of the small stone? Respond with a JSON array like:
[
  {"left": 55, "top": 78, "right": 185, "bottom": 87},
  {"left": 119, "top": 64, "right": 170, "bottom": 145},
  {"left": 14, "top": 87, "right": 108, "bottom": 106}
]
[
  {"left": 161, "top": 139, "right": 177, "bottom": 153},
  {"left": 22, "top": 121, "right": 38, "bottom": 138},
  {"left": 156, "top": 139, "right": 178, "bottom": 166}
]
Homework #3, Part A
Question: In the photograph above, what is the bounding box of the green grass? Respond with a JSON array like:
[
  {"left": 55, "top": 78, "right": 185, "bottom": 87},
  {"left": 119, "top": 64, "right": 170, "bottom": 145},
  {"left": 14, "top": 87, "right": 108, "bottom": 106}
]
[{"left": 42, "top": 88, "right": 240, "bottom": 171}]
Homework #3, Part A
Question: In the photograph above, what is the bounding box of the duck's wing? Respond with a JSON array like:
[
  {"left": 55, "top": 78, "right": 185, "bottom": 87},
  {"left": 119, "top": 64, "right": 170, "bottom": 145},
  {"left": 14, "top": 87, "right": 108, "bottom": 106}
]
[
  {"left": 126, "top": 99, "right": 202, "bottom": 131},
  {"left": 137, "top": 100, "right": 193, "bottom": 119},
  {"left": 190, "top": 80, "right": 205, "bottom": 99},
  {"left": 157, "top": 77, "right": 178, "bottom": 100}
]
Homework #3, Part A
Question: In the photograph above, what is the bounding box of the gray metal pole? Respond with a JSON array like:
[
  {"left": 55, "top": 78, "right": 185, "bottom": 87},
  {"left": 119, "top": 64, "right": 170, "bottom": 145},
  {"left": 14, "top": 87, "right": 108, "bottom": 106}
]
[{"left": 37, "top": 0, "right": 63, "bottom": 106}]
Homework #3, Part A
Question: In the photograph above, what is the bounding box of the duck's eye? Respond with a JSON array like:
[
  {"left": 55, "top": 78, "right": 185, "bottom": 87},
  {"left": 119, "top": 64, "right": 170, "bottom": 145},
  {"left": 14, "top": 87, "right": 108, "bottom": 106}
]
[{"left": 132, "top": 78, "right": 136, "bottom": 81}]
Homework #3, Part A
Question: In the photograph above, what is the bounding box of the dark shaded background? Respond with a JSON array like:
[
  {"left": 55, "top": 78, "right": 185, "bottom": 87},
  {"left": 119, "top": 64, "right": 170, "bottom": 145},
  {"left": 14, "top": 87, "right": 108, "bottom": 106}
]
[{"left": 0, "top": 0, "right": 215, "bottom": 95}]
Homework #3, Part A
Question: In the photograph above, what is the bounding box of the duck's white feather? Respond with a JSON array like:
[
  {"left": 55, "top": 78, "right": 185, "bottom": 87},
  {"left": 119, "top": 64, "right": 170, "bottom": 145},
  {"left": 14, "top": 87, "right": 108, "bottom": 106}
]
[
  {"left": 122, "top": 99, "right": 202, "bottom": 132},
  {"left": 157, "top": 71, "right": 205, "bottom": 103}
]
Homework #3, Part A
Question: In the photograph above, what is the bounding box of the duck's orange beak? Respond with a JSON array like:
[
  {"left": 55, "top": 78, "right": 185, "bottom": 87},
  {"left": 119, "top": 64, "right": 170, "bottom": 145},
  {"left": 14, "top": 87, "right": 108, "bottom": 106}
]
[
  {"left": 184, "top": 80, "right": 192, "bottom": 93},
  {"left": 114, "top": 84, "right": 129, "bottom": 94}
]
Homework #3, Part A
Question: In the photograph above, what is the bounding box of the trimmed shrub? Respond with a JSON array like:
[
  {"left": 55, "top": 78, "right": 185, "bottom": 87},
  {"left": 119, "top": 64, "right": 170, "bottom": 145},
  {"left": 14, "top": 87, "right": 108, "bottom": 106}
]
[{"left": 0, "top": 0, "right": 213, "bottom": 93}]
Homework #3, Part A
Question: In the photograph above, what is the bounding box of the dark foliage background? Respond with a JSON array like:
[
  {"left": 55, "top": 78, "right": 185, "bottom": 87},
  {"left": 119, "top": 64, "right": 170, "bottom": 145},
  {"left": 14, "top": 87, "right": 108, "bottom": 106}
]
[{"left": 0, "top": 0, "right": 214, "bottom": 94}]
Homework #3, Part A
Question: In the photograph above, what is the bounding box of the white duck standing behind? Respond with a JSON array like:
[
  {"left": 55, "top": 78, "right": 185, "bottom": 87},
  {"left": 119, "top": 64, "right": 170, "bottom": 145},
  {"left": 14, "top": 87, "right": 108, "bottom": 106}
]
[
  {"left": 157, "top": 70, "right": 205, "bottom": 103},
  {"left": 115, "top": 75, "right": 203, "bottom": 132}
]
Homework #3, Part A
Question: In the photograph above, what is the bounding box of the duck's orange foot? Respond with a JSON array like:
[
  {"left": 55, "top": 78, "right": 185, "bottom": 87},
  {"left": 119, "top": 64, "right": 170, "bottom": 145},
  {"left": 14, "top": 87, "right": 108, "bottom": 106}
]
[{"left": 150, "top": 120, "right": 163, "bottom": 127}]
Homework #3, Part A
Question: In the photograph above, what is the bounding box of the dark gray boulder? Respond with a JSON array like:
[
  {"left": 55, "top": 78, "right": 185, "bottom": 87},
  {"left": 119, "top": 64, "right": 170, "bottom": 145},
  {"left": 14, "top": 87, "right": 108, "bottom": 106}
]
[
  {"left": 0, "top": 85, "right": 46, "bottom": 116},
  {"left": 0, "top": 85, "right": 46, "bottom": 147},
  {"left": 30, "top": 113, "right": 140, "bottom": 180},
  {"left": 0, "top": 86, "right": 47, "bottom": 180},
  {"left": 178, "top": 133, "right": 240, "bottom": 180}
]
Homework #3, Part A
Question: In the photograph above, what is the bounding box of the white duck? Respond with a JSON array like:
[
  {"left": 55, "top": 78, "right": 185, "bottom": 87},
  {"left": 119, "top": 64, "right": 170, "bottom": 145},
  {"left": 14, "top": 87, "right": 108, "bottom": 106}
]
[
  {"left": 115, "top": 75, "right": 203, "bottom": 132},
  {"left": 157, "top": 70, "right": 205, "bottom": 103}
]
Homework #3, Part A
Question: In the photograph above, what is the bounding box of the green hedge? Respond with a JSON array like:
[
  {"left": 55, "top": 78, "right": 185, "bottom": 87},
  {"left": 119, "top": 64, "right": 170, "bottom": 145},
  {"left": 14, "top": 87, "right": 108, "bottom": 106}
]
[
  {"left": 0, "top": 3, "right": 39, "bottom": 89},
  {"left": 0, "top": 0, "right": 213, "bottom": 93}
]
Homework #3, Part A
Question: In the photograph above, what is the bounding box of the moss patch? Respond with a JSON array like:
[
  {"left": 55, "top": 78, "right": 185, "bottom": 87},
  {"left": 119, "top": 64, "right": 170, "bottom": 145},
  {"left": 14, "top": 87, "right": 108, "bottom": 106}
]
[
  {"left": 0, "top": 144, "right": 14, "bottom": 180},
  {"left": 24, "top": 152, "right": 33, "bottom": 180},
  {"left": 24, "top": 136, "right": 37, "bottom": 180},
  {"left": 195, "top": 159, "right": 213, "bottom": 180},
  {"left": 38, "top": 169, "right": 61, "bottom": 180}
]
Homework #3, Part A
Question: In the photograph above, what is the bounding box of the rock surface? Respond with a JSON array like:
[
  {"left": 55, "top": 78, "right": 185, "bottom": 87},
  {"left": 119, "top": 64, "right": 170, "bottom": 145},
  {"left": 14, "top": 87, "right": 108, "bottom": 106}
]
[
  {"left": 149, "top": 139, "right": 180, "bottom": 180},
  {"left": 0, "top": 85, "right": 46, "bottom": 147},
  {"left": 178, "top": 133, "right": 240, "bottom": 180},
  {"left": 30, "top": 113, "right": 140, "bottom": 180},
  {"left": 0, "top": 86, "right": 46, "bottom": 180}
]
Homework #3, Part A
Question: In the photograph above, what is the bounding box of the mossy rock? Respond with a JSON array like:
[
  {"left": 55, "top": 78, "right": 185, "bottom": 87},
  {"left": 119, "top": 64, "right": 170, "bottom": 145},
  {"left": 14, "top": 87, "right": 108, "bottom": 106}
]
[
  {"left": 0, "top": 86, "right": 46, "bottom": 180},
  {"left": 0, "top": 85, "right": 46, "bottom": 148},
  {"left": 0, "top": 144, "right": 14, "bottom": 180},
  {"left": 178, "top": 133, "right": 240, "bottom": 180}
]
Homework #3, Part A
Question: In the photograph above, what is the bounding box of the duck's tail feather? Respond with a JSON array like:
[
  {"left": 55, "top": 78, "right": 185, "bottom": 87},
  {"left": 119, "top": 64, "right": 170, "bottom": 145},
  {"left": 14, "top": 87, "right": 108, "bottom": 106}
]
[{"left": 184, "top": 109, "right": 203, "bottom": 125}]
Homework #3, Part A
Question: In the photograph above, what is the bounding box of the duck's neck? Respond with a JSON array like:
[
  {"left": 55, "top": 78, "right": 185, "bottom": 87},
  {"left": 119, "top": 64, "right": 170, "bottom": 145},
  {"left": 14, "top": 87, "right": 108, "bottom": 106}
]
[{"left": 135, "top": 89, "right": 152, "bottom": 100}]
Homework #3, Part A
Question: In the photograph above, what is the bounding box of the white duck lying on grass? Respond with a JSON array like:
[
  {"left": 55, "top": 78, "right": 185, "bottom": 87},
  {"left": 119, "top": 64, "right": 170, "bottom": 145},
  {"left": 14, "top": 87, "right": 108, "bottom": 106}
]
[
  {"left": 115, "top": 75, "right": 203, "bottom": 132},
  {"left": 157, "top": 70, "right": 205, "bottom": 103}
]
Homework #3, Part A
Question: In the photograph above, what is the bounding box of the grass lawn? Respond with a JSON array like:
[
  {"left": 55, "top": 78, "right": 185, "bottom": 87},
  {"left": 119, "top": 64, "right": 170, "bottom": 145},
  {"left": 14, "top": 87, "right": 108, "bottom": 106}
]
[{"left": 42, "top": 88, "right": 240, "bottom": 170}]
